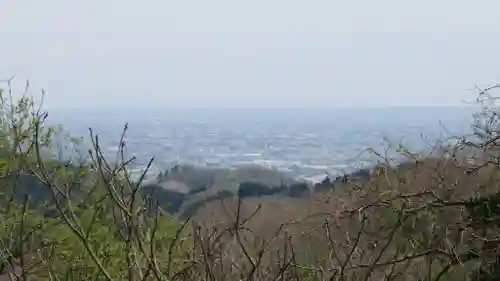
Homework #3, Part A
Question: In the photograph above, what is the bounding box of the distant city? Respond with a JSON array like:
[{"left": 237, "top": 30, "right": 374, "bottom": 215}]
[{"left": 47, "top": 106, "right": 475, "bottom": 182}]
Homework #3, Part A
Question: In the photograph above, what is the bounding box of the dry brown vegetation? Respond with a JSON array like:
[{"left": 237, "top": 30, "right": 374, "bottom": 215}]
[
  {"left": 190, "top": 156, "right": 486, "bottom": 280},
  {"left": 181, "top": 86, "right": 500, "bottom": 280}
]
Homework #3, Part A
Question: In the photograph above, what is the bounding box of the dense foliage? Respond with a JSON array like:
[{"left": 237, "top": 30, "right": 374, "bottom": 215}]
[{"left": 0, "top": 81, "right": 187, "bottom": 280}]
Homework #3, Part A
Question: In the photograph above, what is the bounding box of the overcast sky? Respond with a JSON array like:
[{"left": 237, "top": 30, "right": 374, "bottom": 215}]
[{"left": 1, "top": 1, "right": 500, "bottom": 109}]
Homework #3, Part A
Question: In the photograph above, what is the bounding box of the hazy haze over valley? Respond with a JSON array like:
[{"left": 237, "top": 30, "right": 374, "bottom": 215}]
[{"left": 0, "top": 1, "right": 497, "bottom": 181}]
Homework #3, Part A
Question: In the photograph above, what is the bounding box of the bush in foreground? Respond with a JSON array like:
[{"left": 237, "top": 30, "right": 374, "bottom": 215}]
[{"left": 2, "top": 79, "right": 500, "bottom": 280}]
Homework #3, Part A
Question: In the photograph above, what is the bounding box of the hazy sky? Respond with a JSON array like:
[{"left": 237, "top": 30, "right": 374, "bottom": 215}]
[{"left": 1, "top": 1, "right": 500, "bottom": 109}]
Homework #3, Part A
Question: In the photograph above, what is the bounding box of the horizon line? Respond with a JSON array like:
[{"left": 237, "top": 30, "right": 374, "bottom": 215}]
[{"left": 46, "top": 104, "right": 479, "bottom": 111}]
